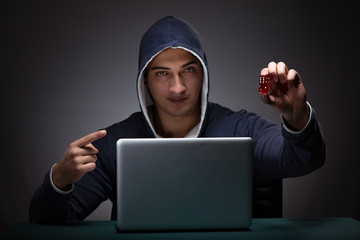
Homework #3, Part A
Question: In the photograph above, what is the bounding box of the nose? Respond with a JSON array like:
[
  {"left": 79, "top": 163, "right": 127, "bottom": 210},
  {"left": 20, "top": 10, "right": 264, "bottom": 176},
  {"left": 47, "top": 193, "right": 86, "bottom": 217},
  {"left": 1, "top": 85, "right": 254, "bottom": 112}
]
[{"left": 169, "top": 75, "right": 186, "bottom": 94}]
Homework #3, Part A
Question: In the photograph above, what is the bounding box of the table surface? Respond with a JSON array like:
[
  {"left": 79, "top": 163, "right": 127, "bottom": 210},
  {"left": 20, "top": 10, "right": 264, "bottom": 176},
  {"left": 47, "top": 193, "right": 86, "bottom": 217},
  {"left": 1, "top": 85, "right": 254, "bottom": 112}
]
[{"left": 2, "top": 218, "right": 360, "bottom": 240}]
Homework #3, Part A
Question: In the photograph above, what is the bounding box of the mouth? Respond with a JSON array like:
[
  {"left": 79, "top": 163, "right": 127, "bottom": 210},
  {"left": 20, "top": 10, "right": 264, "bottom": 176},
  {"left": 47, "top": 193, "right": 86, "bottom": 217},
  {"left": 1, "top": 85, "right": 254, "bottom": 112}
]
[{"left": 168, "top": 97, "right": 187, "bottom": 104}]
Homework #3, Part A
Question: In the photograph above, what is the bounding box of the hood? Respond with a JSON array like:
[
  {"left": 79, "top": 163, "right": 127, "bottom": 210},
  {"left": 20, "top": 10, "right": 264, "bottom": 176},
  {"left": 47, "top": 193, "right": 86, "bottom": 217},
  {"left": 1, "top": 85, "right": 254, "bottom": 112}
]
[{"left": 137, "top": 16, "right": 209, "bottom": 138}]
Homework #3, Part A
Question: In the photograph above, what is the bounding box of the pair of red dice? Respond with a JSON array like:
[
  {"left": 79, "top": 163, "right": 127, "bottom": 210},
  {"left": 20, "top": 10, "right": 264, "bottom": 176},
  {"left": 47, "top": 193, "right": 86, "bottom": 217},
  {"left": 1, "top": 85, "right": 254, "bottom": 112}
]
[
  {"left": 258, "top": 75, "right": 287, "bottom": 94},
  {"left": 259, "top": 75, "right": 271, "bottom": 94}
]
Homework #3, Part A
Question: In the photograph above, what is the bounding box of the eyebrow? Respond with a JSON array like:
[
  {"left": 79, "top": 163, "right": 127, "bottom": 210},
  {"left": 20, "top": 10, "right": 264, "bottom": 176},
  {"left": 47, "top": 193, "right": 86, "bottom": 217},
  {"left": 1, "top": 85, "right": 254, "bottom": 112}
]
[{"left": 150, "top": 60, "right": 198, "bottom": 71}]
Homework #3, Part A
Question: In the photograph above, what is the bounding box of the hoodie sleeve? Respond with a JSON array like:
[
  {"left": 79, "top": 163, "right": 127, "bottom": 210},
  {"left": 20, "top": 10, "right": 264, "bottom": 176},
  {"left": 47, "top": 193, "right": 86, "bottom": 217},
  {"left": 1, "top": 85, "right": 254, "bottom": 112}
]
[
  {"left": 29, "top": 169, "right": 74, "bottom": 223},
  {"left": 29, "top": 132, "right": 116, "bottom": 223},
  {"left": 244, "top": 106, "right": 326, "bottom": 183},
  {"left": 29, "top": 149, "right": 113, "bottom": 223},
  {"left": 202, "top": 102, "right": 326, "bottom": 183}
]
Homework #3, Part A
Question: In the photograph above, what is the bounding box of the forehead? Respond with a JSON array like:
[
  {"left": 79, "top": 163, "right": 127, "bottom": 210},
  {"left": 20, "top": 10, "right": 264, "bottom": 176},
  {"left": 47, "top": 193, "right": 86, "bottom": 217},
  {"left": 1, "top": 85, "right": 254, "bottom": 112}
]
[{"left": 149, "top": 48, "right": 198, "bottom": 67}]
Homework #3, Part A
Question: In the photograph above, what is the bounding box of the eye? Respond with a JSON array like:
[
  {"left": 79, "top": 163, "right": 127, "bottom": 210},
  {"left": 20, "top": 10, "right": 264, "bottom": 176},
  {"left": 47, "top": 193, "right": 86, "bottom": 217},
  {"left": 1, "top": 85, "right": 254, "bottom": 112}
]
[
  {"left": 184, "top": 67, "right": 194, "bottom": 73},
  {"left": 156, "top": 71, "right": 167, "bottom": 76}
]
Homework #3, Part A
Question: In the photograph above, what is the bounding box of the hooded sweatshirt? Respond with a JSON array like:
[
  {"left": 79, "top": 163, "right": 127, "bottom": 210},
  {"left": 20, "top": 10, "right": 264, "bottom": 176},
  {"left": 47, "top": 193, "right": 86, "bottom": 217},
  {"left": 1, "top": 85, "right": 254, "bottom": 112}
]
[
  {"left": 137, "top": 16, "right": 209, "bottom": 138},
  {"left": 29, "top": 16, "right": 326, "bottom": 222}
]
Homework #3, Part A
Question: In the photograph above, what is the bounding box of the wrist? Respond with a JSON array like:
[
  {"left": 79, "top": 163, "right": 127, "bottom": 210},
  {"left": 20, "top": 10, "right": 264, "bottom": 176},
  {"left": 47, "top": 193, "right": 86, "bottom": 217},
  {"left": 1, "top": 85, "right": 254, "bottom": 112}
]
[
  {"left": 51, "top": 164, "right": 73, "bottom": 192},
  {"left": 282, "top": 103, "right": 310, "bottom": 131}
]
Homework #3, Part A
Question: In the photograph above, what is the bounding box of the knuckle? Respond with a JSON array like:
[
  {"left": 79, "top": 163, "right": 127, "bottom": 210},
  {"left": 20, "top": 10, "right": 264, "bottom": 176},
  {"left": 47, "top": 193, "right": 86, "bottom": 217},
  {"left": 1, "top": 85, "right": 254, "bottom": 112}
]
[
  {"left": 67, "top": 147, "right": 77, "bottom": 157},
  {"left": 75, "top": 163, "right": 83, "bottom": 172},
  {"left": 89, "top": 162, "right": 96, "bottom": 171},
  {"left": 83, "top": 136, "right": 92, "bottom": 144},
  {"left": 69, "top": 141, "right": 77, "bottom": 148}
]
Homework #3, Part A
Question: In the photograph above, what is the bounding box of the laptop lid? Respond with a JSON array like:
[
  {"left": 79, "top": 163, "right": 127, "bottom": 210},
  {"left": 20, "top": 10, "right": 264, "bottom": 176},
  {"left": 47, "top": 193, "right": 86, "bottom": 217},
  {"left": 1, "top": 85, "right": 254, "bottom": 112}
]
[{"left": 116, "top": 137, "right": 253, "bottom": 232}]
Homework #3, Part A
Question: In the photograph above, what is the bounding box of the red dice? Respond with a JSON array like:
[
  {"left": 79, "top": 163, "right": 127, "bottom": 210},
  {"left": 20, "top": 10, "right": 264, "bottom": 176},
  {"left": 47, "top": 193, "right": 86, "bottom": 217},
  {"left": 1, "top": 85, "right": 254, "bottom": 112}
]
[{"left": 259, "top": 75, "right": 270, "bottom": 94}]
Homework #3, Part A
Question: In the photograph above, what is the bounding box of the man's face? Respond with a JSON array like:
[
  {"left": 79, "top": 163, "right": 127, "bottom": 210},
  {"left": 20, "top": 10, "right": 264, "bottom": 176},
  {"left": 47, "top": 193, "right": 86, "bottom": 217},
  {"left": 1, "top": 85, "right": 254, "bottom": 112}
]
[{"left": 145, "top": 48, "right": 203, "bottom": 119}]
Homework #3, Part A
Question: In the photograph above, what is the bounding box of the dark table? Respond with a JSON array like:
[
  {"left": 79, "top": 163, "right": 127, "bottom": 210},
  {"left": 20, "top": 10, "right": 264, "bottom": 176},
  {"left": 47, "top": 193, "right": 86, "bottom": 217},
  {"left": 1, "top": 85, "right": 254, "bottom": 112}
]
[{"left": 2, "top": 218, "right": 360, "bottom": 240}]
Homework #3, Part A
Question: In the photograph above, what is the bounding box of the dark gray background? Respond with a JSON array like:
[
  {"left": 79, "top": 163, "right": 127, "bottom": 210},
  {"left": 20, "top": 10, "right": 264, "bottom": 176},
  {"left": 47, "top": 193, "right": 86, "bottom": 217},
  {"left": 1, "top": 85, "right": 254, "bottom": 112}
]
[{"left": 2, "top": 0, "right": 359, "bottom": 235}]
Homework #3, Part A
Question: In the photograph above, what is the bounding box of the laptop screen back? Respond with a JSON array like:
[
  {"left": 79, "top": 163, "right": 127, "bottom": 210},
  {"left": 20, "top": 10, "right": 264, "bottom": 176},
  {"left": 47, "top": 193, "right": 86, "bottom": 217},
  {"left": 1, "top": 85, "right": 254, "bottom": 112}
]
[{"left": 116, "top": 137, "right": 253, "bottom": 231}]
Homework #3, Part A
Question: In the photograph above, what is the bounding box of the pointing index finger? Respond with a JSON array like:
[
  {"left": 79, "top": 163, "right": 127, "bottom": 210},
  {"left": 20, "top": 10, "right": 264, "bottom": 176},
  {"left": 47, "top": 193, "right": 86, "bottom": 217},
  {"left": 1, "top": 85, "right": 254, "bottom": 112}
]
[{"left": 73, "top": 130, "right": 107, "bottom": 147}]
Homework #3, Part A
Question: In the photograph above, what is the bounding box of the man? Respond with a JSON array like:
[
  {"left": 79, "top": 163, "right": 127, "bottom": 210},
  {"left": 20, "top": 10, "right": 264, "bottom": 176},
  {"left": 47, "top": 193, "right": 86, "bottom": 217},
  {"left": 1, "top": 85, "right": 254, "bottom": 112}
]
[{"left": 30, "top": 16, "right": 326, "bottom": 222}]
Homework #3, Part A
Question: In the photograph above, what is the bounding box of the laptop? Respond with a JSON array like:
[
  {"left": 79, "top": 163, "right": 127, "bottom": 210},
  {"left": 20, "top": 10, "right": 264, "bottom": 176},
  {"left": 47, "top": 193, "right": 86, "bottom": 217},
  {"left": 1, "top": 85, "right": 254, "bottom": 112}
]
[{"left": 115, "top": 137, "right": 253, "bottom": 232}]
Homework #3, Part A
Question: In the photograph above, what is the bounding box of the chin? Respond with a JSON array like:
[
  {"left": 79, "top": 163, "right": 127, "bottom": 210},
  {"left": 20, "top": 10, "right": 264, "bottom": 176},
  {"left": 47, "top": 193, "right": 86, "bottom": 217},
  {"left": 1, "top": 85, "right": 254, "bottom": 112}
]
[{"left": 169, "top": 107, "right": 198, "bottom": 118}]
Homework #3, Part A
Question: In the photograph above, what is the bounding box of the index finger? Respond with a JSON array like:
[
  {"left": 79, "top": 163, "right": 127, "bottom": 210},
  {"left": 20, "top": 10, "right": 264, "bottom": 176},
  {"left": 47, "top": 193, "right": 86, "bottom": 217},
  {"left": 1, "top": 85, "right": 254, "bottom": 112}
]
[{"left": 72, "top": 130, "right": 107, "bottom": 147}]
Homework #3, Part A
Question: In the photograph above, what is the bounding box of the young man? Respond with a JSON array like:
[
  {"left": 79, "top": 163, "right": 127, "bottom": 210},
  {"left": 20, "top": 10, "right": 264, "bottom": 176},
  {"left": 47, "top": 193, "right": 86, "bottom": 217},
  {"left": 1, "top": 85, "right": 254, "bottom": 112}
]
[{"left": 30, "top": 16, "right": 326, "bottom": 222}]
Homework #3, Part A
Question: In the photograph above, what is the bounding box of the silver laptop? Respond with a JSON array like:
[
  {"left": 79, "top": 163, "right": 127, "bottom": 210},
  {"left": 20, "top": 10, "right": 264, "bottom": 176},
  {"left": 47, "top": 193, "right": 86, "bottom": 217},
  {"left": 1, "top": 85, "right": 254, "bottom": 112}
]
[{"left": 116, "top": 137, "right": 253, "bottom": 232}]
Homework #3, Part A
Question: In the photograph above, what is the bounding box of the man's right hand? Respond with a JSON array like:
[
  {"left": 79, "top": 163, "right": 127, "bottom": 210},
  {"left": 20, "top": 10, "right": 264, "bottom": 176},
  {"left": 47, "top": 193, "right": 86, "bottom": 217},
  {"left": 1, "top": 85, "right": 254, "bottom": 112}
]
[{"left": 52, "top": 130, "right": 107, "bottom": 191}]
